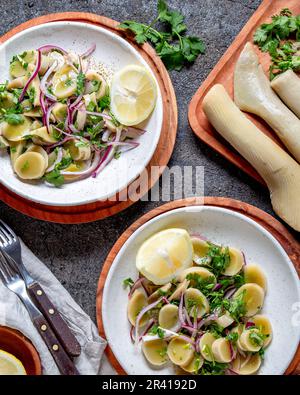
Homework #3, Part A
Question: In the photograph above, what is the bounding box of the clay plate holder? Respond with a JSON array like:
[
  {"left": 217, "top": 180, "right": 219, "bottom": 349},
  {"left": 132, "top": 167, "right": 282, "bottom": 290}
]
[
  {"left": 0, "top": 12, "right": 177, "bottom": 223},
  {"left": 188, "top": 0, "right": 300, "bottom": 185},
  {"left": 96, "top": 197, "right": 300, "bottom": 375},
  {"left": 0, "top": 325, "right": 42, "bottom": 375}
]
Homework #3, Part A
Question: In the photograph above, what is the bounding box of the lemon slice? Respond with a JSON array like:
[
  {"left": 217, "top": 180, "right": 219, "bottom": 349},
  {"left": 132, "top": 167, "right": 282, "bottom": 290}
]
[
  {"left": 136, "top": 228, "right": 193, "bottom": 285},
  {"left": 0, "top": 350, "right": 26, "bottom": 375},
  {"left": 110, "top": 65, "right": 157, "bottom": 126}
]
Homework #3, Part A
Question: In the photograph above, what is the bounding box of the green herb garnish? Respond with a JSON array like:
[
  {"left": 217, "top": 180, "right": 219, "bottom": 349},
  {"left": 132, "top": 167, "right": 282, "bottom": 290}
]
[
  {"left": 3, "top": 112, "right": 24, "bottom": 125},
  {"left": 206, "top": 243, "right": 231, "bottom": 276},
  {"left": 119, "top": 0, "right": 205, "bottom": 71},
  {"left": 200, "top": 360, "right": 228, "bottom": 375},
  {"left": 98, "top": 91, "right": 110, "bottom": 111},
  {"left": 149, "top": 325, "right": 165, "bottom": 339},
  {"left": 91, "top": 80, "right": 101, "bottom": 92},
  {"left": 223, "top": 290, "right": 246, "bottom": 322},
  {"left": 123, "top": 277, "right": 134, "bottom": 288},
  {"left": 76, "top": 72, "right": 85, "bottom": 96},
  {"left": 226, "top": 332, "right": 239, "bottom": 343},
  {"left": 186, "top": 273, "right": 216, "bottom": 296},
  {"left": 65, "top": 78, "right": 73, "bottom": 87},
  {"left": 44, "top": 169, "right": 65, "bottom": 187},
  {"left": 249, "top": 331, "right": 267, "bottom": 347},
  {"left": 254, "top": 8, "right": 300, "bottom": 79}
]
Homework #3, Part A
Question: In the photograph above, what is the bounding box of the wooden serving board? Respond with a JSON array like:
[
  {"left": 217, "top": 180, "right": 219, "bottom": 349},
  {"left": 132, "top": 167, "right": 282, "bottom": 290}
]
[
  {"left": 188, "top": 0, "right": 300, "bottom": 185},
  {"left": 0, "top": 12, "right": 177, "bottom": 224},
  {"left": 96, "top": 197, "right": 300, "bottom": 375}
]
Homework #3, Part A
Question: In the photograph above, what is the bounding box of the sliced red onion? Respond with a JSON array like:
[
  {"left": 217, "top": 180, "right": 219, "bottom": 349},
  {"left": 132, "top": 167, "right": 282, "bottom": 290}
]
[
  {"left": 76, "top": 103, "right": 86, "bottom": 131},
  {"left": 179, "top": 293, "right": 186, "bottom": 326},
  {"left": 240, "top": 353, "right": 251, "bottom": 369},
  {"left": 102, "top": 130, "right": 111, "bottom": 142},
  {"left": 197, "top": 312, "right": 218, "bottom": 330},
  {"left": 69, "top": 123, "right": 81, "bottom": 135},
  {"left": 60, "top": 151, "right": 101, "bottom": 179},
  {"left": 229, "top": 341, "right": 237, "bottom": 361},
  {"left": 92, "top": 145, "right": 115, "bottom": 178},
  {"left": 242, "top": 251, "right": 247, "bottom": 266},
  {"left": 19, "top": 50, "right": 42, "bottom": 102},
  {"left": 212, "top": 283, "right": 222, "bottom": 291},
  {"left": 70, "top": 94, "right": 84, "bottom": 111},
  {"left": 128, "top": 278, "right": 145, "bottom": 299},
  {"left": 52, "top": 125, "right": 81, "bottom": 140},
  {"left": 238, "top": 348, "right": 246, "bottom": 359},
  {"left": 246, "top": 321, "right": 255, "bottom": 329},
  {"left": 46, "top": 147, "right": 63, "bottom": 173},
  {"left": 190, "top": 233, "right": 208, "bottom": 241},
  {"left": 130, "top": 325, "right": 135, "bottom": 343},
  {"left": 85, "top": 110, "right": 112, "bottom": 120},
  {"left": 122, "top": 127, "right": 145, "bottom": 139},
  {"left": 181, "top": 324, "right": 196, "bottom": 333},
  {"left": 162, "top": 297, "right": 170, "bottom": 305},
  {"left": 225, "top": 368, "right": 239, "bottom": 375},
  {"left": 40, "top": 60, "right": 58, "bottom": 102},
  {"left": 37, "top": 45, "right": 67, "bottom": 55},
  {"left": 45, "top": 102, "right": 56, "bottom": 134},
  {"left": 46, "top": 136, "right": 73, "bottom": 150},
  {"left": 81, "top": 43, "right": 96, "bottom": 58},
  {"left": 39, "top": 91, "right": 47, "bottom": 126},
  {"left": 224, "top": 287, "right": 237, "bottom": 299},
  {"left": 183, "top": 307, "right": 193, "bottom": 327},
  {"left": 135, "top": 298, "right": 163, "bottom": 346},
  {"left": 107, "top": 141, "right": 139, "bottom": 152},
  {"left": 139, "top": 318, "right": 156, "bottom": 342}
]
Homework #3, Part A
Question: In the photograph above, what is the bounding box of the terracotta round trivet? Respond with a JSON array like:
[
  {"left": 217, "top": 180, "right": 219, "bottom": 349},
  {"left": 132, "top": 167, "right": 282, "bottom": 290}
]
[
  {"left": 96, "top": 197, "right": 300, "bottom": 375},
  {"left": 0, "top": 12, "right": 177, "bottom": 224}
]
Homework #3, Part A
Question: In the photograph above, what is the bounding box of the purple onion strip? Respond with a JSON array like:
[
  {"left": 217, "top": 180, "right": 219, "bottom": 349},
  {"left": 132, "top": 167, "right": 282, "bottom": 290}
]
[{"left": 19, "top": 50, "right": 42, "bottom": 102}]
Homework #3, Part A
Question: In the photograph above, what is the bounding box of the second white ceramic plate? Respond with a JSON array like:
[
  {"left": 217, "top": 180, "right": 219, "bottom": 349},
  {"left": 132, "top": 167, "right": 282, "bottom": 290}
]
[
  {"left": 102, "top": 206, "right": 300, "bottom": 375},
  {"left": 0, "top": 21, "right": 163, "bottom": 206}
]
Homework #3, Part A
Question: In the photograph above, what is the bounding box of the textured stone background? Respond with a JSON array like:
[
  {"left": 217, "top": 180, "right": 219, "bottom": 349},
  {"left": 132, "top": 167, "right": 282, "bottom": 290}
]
[{"left": 1, "top": 0, "right": 285, "bottom": 322}]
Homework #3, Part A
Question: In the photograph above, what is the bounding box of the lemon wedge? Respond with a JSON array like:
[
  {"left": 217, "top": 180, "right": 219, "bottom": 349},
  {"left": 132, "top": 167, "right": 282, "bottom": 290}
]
[
  {"left": 136, "top": 229, "right": 193, "bottom": 285},
  {"left": 110, "top": 65, "right": 157, "bottom": 126},
  {"left": 0, "top": 350, "right": 26, "bottom": 375}
]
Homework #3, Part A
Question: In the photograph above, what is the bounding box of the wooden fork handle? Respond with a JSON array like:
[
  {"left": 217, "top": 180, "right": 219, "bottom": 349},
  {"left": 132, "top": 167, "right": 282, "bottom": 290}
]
[
  {"left": 33, "top": 315, "right": 80, "bottom": 375},
  {"left": 28, "top": 283, "right": 81, "bottom": 357}
]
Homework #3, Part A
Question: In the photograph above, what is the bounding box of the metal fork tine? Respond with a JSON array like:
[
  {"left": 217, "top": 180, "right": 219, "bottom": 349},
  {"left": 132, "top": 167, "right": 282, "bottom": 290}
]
[
  {"left": 0, "top": 220, "right": 15, "bottom": 242},
  {"left": 0, "top": 231, "right": 7, "bottom": 246},
  {"left": 0, "top": 250, "right": 16, "bottom": 280}
]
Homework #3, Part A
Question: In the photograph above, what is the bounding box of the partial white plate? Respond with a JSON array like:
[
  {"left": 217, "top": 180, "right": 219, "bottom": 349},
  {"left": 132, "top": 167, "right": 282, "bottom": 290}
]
[
  {"left": 0, "top": 21, "right": 163, "bottom": 206},
  {"left": 102, "top": 206, "right": 300, "bottom": 375}
]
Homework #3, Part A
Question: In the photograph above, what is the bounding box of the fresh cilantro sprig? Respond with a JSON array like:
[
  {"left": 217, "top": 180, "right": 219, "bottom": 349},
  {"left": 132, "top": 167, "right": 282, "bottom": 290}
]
[
  {"left": 206, "top": 243, "right": 231, "bottom": 277},
  {"left": 200, "top": 360, "right": 228, "bottom": 375},
  {"left": 123, "top": 277, "right": 134, "bottom": 288},
  {"left": 44, "top": 152, "right": 73, "bottom": 187},
  {"left": 3, "top": 112, "right": 24, "bottom": 125},
  {"left": 149, "top": 325, "right": 165, "bottom": 339},
  {"left": 186, "top": 273, "right": 216, "bottom": 296},
  {"left": 119, "top": 0, "right": 205, "bottom": 71},
  {"left": 254, "top": 8, "right": 300, "bottom": 79},
  {"left": 223, "top": 290, "right": 246, "bottom": 322},
  {"left": 0, "top": 105, "right": 23, "bottom": 125},
  {"left": 76, "top": 72, "right": 85, "bottom": 96}
]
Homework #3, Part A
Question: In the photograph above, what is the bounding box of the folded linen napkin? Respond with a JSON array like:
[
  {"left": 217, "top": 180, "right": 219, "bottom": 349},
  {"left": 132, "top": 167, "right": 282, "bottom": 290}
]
[{"left": 0, "top": 241, "right": 107, "bottom": 375}]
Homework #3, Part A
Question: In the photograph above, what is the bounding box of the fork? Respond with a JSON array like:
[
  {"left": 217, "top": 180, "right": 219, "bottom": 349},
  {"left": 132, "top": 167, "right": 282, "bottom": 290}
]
[
  {"left": 0, "top": 249, "right": 79, "bottom": 375},
  {"left": 0, "top": 219, "right": 81, "bottom": 357}
]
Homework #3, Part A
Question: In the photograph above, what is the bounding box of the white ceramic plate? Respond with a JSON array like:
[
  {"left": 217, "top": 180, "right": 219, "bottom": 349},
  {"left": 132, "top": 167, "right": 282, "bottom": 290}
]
[
  {"left": 102, "top": 206, "right": 300, "bottom": 375},
  {"left": 0, "top": 22, "right": 163, "bottom": 206}
]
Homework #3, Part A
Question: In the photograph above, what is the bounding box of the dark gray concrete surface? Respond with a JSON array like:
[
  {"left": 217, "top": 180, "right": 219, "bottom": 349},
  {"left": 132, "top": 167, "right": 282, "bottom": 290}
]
[{"left": 1, "top": 0, "right": 290, "bottom": 322}]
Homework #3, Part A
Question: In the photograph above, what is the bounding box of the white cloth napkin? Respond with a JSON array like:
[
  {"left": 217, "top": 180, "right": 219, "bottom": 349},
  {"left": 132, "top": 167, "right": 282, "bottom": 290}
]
[{"left": 0, "top": 241, "right": 108, "bottom": 375}]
